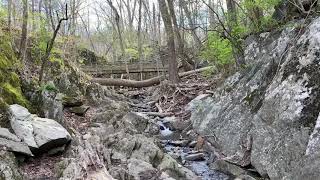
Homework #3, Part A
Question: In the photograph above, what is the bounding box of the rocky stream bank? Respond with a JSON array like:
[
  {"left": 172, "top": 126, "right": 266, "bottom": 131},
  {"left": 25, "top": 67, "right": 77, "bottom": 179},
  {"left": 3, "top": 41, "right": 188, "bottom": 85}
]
[{"left": 2, "top": 16, "right": 320, "bottom": 180}]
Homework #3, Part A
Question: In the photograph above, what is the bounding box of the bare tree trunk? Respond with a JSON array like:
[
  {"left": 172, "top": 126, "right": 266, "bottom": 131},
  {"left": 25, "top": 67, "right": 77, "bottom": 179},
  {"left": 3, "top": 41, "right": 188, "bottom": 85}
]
[
  {"left": 39, "top": 5, "right": 69, "bottom": 83},
  {"left": 246, "top": 0, "right": 263, "bottom": 28},
  {"left": 208, "top": 0, "right": 215, "bottom": 29},
  {"left": 12, "top": 1, "right": 16, "bottom": 27},
  {"left": 92, "top": 66, "right": 211, "bottom": 87},
  {"left": 158, "top": 0, "right": 179, "bottom": 83},
  {"left": 138, "top": 0, "right": 143, "bottom": 80},
  {"left": 226, "top": 0, "right": 237, "bottom": 27},
  {"left": 181, "top": 0, "right": 202, "bottom": 48},
  {"left": 19, "top": 0, "right": 28, "bottom": 71},
  {"left": 7, "top": 0, "right": 11, "bottom": 31},
  {"left": 31, "top": 0, "right": 35, "bottom": 31},
  {"left": 167, "top": 0, "right": 194, "bottom": 71}
]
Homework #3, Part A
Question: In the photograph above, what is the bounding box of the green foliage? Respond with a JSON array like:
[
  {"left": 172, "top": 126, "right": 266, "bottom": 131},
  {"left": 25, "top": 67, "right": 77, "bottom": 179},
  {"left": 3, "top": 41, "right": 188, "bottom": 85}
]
[
  {"left": 1, "top": 83, "right": 29, "bottom": 107},
  {"left": 0, "top": 23, "right": 30, "bottom": 108},
  {"left": 125, "top": 48, "right": 139, "bottom": 61},
  {"left": 39, "top": 81, "right": 58, "bottom": 93},
  {"left": 200, "top": 32, "right": 234, "bottom": 69},
  {"left": 241, "top": 0, "right": 281, "bottom": 31}
]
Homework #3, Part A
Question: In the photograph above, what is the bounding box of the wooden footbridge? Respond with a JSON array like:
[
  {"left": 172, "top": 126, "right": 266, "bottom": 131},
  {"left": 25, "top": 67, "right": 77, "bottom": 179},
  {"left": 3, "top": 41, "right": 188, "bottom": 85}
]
[{"left": 81, "top": 60, "right": 168, "bottom": 80}]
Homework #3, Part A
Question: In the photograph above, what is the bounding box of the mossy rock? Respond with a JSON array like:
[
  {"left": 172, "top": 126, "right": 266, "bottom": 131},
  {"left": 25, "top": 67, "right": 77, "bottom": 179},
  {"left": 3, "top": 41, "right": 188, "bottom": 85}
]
[
  {"left": 0, "top": 83, "right": 29, "bottom": 108},
  {"left": 0, "top": 27, "right": 30, "bottom": 112},
  {"left": 62, "top": 96, "right": 84, "bottom": 107}
]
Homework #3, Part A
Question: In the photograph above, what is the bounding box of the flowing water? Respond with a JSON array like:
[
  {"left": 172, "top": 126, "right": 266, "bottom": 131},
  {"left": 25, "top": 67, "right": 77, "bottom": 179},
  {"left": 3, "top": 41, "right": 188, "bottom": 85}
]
[{"left": 159, "top": 122, "right": 230, "bottom": 180}]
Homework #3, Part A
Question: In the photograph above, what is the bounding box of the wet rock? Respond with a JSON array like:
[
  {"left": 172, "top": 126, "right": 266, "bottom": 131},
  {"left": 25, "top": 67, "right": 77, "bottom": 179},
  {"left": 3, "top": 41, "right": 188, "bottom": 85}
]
[
  {"left": 185, "top": 153, "right": 205, "bottom": 161},
  {"left": 188, "top": 141, "right": 197, "bottom": 148},
  {"left": 0, "top": 150, "right": 23, "bottom": 180},
  {"left": 168, "top": 140, "right": 190, "bottom": 147},
  {"left": 145, "top": 122, "right": 160, "bottom": 135},
  {"left": 8, "top": 104, "right": 71, "bottom": 154},
  {"left": 163, "top": 116, "right": 191, "bottom": 131},
  {"left": 69, "top": 105, "right": 90, "bottom": 116},
  {"left": 158, "top": 154, "right": 199, "bottom": 180},
  {"left": 122, "top": 112, "right": 149, "bottom": 133},
  {"left": 130, "top": 135, "right": 164, "bottom": 165}
]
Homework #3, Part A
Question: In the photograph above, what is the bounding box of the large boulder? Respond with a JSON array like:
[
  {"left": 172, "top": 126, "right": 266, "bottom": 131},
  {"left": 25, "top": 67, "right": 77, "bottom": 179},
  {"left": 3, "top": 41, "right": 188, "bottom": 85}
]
[
  {"left": 8, "top": 104, "right": 71, "bottom": 153},
  {"left": 0, "top": 128, "right": 33, "bottom": 156},
  {"left": 189, "top": 17, "right": 320, "bottom": 179},
  {"left": 40, "top": 89, "right": 64, "bottom": 123}
]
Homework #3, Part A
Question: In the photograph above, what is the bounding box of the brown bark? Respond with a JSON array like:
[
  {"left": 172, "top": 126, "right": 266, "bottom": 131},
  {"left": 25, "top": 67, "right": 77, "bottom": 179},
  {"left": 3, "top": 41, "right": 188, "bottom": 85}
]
[
  {"left": 158, "top": 0, "right": 179, "bottom": 83},
  {"left": 92, "top": 66, "right": 212, "bottom": 88},
  {"left": 106, "top": 0, "right": 128, "bottom": 76},
  {"left": 19, "top": 0, "right": 28, "bottom": 66},
  {"left": 39, "top": 4, "right": 69, "bottom": 83},
  {"left": 138, "top": 0, "right": 143, "bottom": 80},
  {"left": 7, "top": 0, "right": 11, "bottom": 31},
  {"left": 181, "top": 0, "right": 202, "bottom": 48},
  {"left": 167, "top": 0, "right": 194, "bottom": 71}
]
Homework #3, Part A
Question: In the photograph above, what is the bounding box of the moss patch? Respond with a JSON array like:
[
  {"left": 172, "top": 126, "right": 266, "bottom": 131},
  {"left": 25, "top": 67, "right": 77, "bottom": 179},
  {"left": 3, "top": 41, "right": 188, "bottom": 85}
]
[{"left": 0, "top": 26, "right": 29, "bottom": 109}]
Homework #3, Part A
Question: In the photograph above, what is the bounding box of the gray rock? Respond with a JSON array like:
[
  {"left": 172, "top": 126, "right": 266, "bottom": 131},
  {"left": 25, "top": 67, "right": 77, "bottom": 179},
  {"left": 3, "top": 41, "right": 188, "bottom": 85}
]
[
  {"left": 211, "top": 159, "right": 247, "bottom": 176},
  {"left": 0, "top": 150, "right": 23, "bottom": 180},
  {"left": 32, "top": 117, "right": 71, "bottom": 151},
  {"left": 188, "top": 141, "right": 197, "bottom": 148},
  {"left": 158, "top": 154, "right": 199, "bottom": 180},
  {"left": 62, "top": 96, "right": 83, "bottom": 107},
  {"left": 69, "top": 105, "right": 90, "bottom": 116},
  {"left": 0, "top": 128, "right": 21, "bottom": 142},
  {"left": 128, "top": 158, "right": 158, "bottom": 180},
  {"left": 189, "top": 17, "right": 320, "bottom": 179},
  {"left": 41, "top": 90, "right": 64, "bottom": 123},
  {"left": 9, "top": 104, "right": 38, "bottom": 149},
  {"left": 122, "top": 112, "right": 149, "bottom": 133},
  {"left": 185, "top": 153, "right": 205, "bottom": 161},
  {"left": 0, "top": 137, "right": 33, "bottom": 156},
  {"left": 169, "top": 140, "right": 190, "bottom": 147},
  {"left": 8, "top": 104, "right": 71, "bottom": 154},
  {"left": 163, "top": 116, "right": 191, "bottom": 131}
]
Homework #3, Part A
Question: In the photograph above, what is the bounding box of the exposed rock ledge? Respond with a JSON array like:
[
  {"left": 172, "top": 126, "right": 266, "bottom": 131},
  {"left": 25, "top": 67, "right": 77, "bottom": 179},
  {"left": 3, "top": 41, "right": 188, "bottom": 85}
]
[{"left": 188, "top": 17, "right": 320, "bottom": 179}]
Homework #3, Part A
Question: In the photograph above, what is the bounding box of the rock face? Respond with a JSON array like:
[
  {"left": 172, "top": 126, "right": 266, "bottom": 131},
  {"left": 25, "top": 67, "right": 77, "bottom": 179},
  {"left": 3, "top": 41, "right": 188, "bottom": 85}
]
[
  {"left": 0, "top": 150, "right": 23, "bottom": 180},
  {"left": 8, "top": 104, "right": 71, "bottom": 153},
  {"left": 41, "top": 89, "right": 64, "bottom": 123},
  {"left": 189, "top": 17, "right": 320, "bottom": 179}
]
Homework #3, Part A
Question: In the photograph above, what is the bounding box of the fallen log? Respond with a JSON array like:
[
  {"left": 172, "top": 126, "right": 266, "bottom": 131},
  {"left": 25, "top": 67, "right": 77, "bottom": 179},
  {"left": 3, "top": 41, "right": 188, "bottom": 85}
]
[{"left": 91, "top": 66, "right": 213, "bottom": 88}]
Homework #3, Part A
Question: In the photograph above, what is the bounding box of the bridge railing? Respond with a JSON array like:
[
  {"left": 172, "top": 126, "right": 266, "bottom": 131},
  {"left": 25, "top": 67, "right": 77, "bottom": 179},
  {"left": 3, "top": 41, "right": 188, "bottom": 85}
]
[{"left": 81, "top": 60, "right": 168, "bottom": 74}]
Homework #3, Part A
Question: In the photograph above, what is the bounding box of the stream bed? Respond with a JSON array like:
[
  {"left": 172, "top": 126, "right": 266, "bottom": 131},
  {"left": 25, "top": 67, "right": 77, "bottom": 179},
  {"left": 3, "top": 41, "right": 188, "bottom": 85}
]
[{"left": 158, "top": 121, "right": 230, "bottom": 180}]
